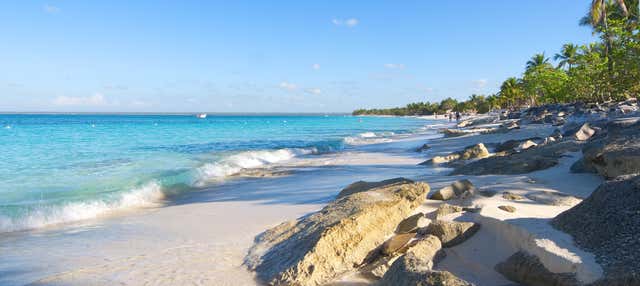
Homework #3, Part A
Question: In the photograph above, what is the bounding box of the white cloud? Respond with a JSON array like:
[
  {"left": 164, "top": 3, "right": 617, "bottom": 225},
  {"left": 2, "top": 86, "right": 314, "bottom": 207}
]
[
  {"left": 43, "top": 4, "right": 60, "bottom": 14},
  {"left": 332, "top": 18, "right": 359, "bottom": 28},
  {"left": 279, "top": 81, "right": 297, "bottom": 91},
  {"left": 384, "top": 63, "right": 405, "bottom": 70},
  {"left": 312, "top": 63, "right": 321, "bottom": 70},
  {"left": 53, "top": 93, "right": 107, "bottom": 106},
  {"left": 305, "top": 88, "right": 322, "bottom": 95},
  {"left": 472, "top": 79, "right": 488, "bottom": 89}
]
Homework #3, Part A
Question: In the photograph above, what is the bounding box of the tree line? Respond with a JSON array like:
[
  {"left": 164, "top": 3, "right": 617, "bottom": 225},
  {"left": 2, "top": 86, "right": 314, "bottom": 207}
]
[{"left": 354, "top": 0, "right": 640, "bottom": 116}]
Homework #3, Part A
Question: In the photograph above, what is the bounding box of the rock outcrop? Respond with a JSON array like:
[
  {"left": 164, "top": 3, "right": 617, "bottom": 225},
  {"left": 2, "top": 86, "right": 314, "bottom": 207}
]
[
  {"left": 579, "top": 118, "right": 640, "bottom": 178},
  {"left": 425, "top": 143, "right": 489, "bottom": 165},
  {"left": 245, "top": 179, "right": 429, "bottom": 286},
  {"left": 552, "top": 175, "right": 640, "bottom": 283},
  {"left": 396, "top": 213, "right": 428, "bottom": 234},
  {"left": 495, "top": 251, "right": 580, "bottom": 286},
  {"left": 525, "top": 191, "right": 581, "bottom": 206},
  {"left": 336, "top": 177, "right": 414, "bottom": 199},
  {"left": 421, "top": 220, "right": 480, "bottom": 247},
  {"left": 573, "top": 123, "right": 596, "bottom": 141},
  {"left": 379, "top": 235, "right": 472, "bottom": 286},
  {"left": 498, "top": 205, "right": 516, "bottom": 213},
  {"left": 451, "top": 140, "right": 582, "bottom": 175},
  {"left": 432, "top": 204, "right": 463, "bottom": 219},
  {"left": 429, "top": 179, "right": 476, "bottom": 201}
]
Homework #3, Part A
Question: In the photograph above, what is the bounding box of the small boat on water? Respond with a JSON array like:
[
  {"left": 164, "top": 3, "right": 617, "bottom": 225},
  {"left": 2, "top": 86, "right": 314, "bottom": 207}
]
[{"left": 196, "top": 113, "right": 207, "bottom": 119}]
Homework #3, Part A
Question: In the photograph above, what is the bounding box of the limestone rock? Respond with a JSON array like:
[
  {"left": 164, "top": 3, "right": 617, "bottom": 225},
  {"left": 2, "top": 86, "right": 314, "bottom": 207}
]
[
  {"left": 451, "top": 140, "right": 582, "bottom": 175},
  {"left": 495, "top": 251, "right": 580, "bottom": 286},
  {"left": 421, "top": 220, "right": 480, "bottom": 247},
  {"left": 428, "top": 143, "right": 489, "bottom": 165},
  {"left": 525, "top": 191, "right": 581, "bottom": 206},
  {"left": 498, "top": 205, "right": 516, "bottom": 213},
  {"left": 552, "top": 175, "right": 640, "bottom": 281},
  {"left": 396, "top": 213, "right": 428, "bottom": 234},
  {"left": 502, "top": 192, "right": 524, "bottom": 201},
  {"left": 569, "top": 158, "right": 597, "bottom": 174},
  {"left": 430, "top": 180, "right": 476, "bottom": 201},
  {"left": 574, "top": 123, "right": 596, "bottom": 141},
  {"left": 580, "top": 118, "right": 640, "bottom": 178},
  {"left": 379, "top": 236, "right": 473, "bottom": 286},
  {"left": 382, "top": 233, "right": 417, "bottom": 255},
  {"left": 518, "top": 140, "right": 538, "bottom": 151},
  {"left": 245, "top": 179, "right": 429, "bottom": 286},
  {"left": 433, "top": 203, "right": 463, "bottom": 219},
  {"left": 336, "top": 177, "right": 414, "bottom": 199}
]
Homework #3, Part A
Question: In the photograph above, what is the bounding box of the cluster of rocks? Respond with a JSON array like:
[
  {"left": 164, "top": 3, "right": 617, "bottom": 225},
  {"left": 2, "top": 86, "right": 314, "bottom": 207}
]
[
  {"left": 420, "top": 143, "right": 489, "bottom": 167},
  {"left": 246, "top": 178, "right": 482, "bottom": 285},
  {"left": 503, "top": 99, "right": 639, "bottom": 125}
]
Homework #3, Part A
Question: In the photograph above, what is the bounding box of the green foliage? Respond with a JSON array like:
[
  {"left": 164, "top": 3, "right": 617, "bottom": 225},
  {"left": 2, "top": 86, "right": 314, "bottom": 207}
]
[{"left": 354, "top": 0, "right": 640, "bottom": 116}]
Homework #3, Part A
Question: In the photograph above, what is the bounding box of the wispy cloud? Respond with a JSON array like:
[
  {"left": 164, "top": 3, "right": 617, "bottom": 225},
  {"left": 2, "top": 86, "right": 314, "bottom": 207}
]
[
  {"left": 471, "top": 79, "right": 488, "bottom": 89},
  {"left": 384, "top": 63, "right": 405, "bottom": 70},
  {"left": 305, "top": 88, "right": 322, "bottom": 95},
  {"left": 279, "top": 81, "right": 297, "bottom": 91},
  {"left": 332, "top": 18, "right": 359, "bottom": 28},
  {"left": 53, "top": 93, "right": 107, "bottom": 106},
  {"left": 311, "top": 63, "right": 321, "bottom": 70},
  {"left": 43, "top": 4, "right": 60, "bottom": 14}
]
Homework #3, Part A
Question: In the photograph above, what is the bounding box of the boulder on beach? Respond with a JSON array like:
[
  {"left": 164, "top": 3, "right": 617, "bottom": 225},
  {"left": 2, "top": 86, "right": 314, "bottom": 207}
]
[
  {"left": 382, "top": 233, "right": 417, "bottom": 255},
  {"left": 379, "top": 235, "right": 473, "bottom": 286},
  {"left": 525, "top": 191, "right": 581, "bottom": 206},
  {"left": 245, "top": 178, "right": 429, "bottom": 286},
  {"left": 498, "top": 205, "right": 516, "bottom": 213},
  {"left": 450, "top": 140, "right": 582, "bottom": 175},
  {"left": 420, "top": 220, "right": 480, "bottom": 247},
  {"left": 396, "top": 212, "right": 428, "bottom": 234},
  {"left": 429, "top": 179, "right": 476, "bottom": 201},
  {"left": 502, "top": 191, "right": 524, "bottom": 201},
  {"left": 580, "top": 118, "right": 640, "bottom": 178},
  {"left": 573, "top": 123, "right": 596, "bottom": 141},
  {"left": 425, "top": 143, "right": 489, "bottom": 165},
  {"left": 552, "top": 175, "right": 640, "bottom": 283},
  {"left": 336, "top": 177, "right": 414, "bottom": 199},
  {"left": 432, "top": 203, "right": 463, "bottom": 219},
  {"left": 495, "top": 251, "right": 580, "bottom": 286}
]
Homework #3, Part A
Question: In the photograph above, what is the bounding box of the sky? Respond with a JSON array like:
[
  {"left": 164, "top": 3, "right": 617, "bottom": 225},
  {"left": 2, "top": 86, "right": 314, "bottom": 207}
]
[{"left": 0, "top": 1, "right": 597, "bottom": 113}]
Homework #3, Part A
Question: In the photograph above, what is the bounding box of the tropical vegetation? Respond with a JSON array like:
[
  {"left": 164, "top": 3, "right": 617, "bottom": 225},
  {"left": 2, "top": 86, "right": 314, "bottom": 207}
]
[{"left": 354, "top": 0, "right": 640, "bottom": 116}]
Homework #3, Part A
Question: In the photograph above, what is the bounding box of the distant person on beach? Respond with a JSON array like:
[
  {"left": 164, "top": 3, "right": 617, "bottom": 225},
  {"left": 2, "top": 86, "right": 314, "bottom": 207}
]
[
  {"left": 448, "top": 113, "right": 452, "bottom": 122},
  {"left": 455, "top": 111, "right": 461, "bottom": 122}
]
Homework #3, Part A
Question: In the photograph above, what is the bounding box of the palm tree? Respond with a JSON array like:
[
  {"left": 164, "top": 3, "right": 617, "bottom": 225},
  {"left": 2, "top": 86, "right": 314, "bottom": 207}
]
[
  {"left": 554, "top": 43, "right": 579, "bottom": 70},
  {"left": 581, "top": 0, "right": 631, "bottom": 75},
  {"left": 526, "top": 53, "right": 550, "bottom": 71},
  {"left": 499, "top": 77, "right": 524, "bottom": 108}
]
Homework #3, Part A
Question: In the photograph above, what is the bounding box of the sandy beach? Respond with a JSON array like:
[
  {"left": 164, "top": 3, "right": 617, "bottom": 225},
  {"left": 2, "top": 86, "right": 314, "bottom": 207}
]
[{"left": 1, "top": 111, "right": 618, "bottom": 286}]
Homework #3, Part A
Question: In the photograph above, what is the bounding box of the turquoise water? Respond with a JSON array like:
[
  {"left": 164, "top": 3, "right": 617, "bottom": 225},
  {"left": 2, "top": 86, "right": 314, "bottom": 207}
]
[{"left": 0, "top": 114, "right": 432, "bottom": 232}]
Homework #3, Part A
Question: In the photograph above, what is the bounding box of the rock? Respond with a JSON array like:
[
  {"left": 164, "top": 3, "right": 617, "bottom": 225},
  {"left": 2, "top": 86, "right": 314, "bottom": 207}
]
[
  {"left": 573, "top": 123, "right": 596, "bottom": 141},
  {"left": 416, "top": 143, "right": 431, "bottom": 152},
  {"left": 569, "top": 158, "right": 597, "bottom": 173},
  {"left": 498, "top": 205, "right": 516, "bottom": 213},
  {"left": 382, "top": 233, "right": 417, "bottom": 255},
  {"left": 428, "top": 143, "right": 489, "bottom": 165},
  {"left": 502, "top": 192, "right": 524, "bottom": 201},
  {"left": 543, "top": 136, "right": 556, "bottom": 145},
  {"left": 495, "top": 139, "right": 521, "bottom": 153},
  {"left": 421, "top": 221, "right": 480, "bottom": 247},
  {"left": 550, "top": 129, "right": 563, "bottom": 140},
  {"left": 525, "top": 191, "right": 581, "bottom": 206},
  {"left": 380, "top": 236, "right": 473, "bottom": 286},
  {"left": 396, "top": 213, "right": 428, "bottom": 234},
  {"left": 518, "top": 140, "right": 538, "bottom": 151},
  {"left": 552, "top": 175, "right": 640, "bottom": 281},
  {"left": 459, "top": 143, "right": 490, "bottom": 160},
  {"left": 495, "top": 251, "right": 580, "bottom": 286},
  {"left": 245, "top": 179, "right": 430, "bottom": 286},
  {"left": 430, "top": 180, "right": 476, "bottom": 201},
  {"left": 580, "top": 118, "right": 640, "bottom": 178},
  {"left": 433, "top": 204, "right": 463, "bottom": 219},
  {"left": 336, "top": 177, "right": 414, "bottom": 199},
  {"left": 451, "top": 140, "right": 582, "bottom": 175},
  {"left": 477, "top": 190, "right": 497, "bottom": 197}
]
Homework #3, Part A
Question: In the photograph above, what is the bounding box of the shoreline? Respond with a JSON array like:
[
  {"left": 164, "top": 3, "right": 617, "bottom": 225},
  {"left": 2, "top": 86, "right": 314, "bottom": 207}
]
[{"left": 2, "top": 104, "right": 636, "bottom": 285}]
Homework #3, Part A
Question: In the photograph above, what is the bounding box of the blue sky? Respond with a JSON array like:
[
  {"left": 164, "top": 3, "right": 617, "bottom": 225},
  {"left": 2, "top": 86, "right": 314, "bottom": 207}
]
[{"left": 1, "top": 1, "right": 596, "bottom": 112}]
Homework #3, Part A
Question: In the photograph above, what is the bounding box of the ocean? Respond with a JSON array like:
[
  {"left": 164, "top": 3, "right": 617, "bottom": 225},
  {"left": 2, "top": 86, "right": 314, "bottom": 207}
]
[{"left": 0, "top": 114, "right": 435, "bottom": 233}]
